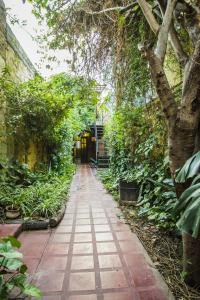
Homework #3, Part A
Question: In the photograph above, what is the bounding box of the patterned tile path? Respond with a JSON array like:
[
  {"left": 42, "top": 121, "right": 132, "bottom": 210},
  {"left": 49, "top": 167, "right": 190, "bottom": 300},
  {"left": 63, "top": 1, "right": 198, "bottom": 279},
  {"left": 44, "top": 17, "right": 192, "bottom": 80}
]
[{"left": 19, "top": 165, "right": 174, "bottom": 300}]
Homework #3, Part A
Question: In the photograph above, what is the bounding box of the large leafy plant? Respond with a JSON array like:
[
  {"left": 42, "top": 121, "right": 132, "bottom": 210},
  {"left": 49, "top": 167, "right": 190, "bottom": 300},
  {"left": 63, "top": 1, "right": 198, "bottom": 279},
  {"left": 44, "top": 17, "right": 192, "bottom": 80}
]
[
  {"left": 0, "top": 236, "right": 41, "bottom": 299},
  {"left": 175, "top": 151, "right": 200, "bottom": 238}
]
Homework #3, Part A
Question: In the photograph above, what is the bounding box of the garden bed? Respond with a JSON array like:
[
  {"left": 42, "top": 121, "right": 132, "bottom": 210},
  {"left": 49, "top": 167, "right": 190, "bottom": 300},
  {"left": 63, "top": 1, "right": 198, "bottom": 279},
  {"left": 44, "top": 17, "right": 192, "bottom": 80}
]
[
  {"left": 1, "top": 203, "right": 66, "bottom": 230},
  {"left": 121, "top": 205, "right": 200, "bottom": 300},
  {"left": 0, "top": 162, "right": 74, "bottom": 229},
  {"left": 97, "top": 170, "right": 200, "bottom": 299}
]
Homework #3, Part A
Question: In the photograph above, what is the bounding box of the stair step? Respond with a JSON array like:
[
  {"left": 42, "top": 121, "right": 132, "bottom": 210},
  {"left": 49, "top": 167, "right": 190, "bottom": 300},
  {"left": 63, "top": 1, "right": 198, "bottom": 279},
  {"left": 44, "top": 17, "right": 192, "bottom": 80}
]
[
  {"left": 98, "top": 159, "right": 109, "bottom": 163},
  {"left": 98, "top": 164, "right": 109, "bottom": 168}
]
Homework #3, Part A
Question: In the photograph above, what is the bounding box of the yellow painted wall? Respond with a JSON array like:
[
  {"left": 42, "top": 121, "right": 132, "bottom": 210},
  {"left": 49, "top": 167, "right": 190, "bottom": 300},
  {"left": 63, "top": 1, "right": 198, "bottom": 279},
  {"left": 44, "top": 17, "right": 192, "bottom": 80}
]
[{"left": 27, "top": 141, "right": 38, "bottom": 170}]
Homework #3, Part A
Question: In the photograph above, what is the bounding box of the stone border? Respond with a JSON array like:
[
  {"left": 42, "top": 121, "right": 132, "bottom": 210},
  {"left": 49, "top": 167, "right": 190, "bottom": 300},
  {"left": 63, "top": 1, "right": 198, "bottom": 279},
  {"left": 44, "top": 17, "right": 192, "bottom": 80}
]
[
  {"left": 49, "top": 204, "right": 66, "bottom": 228},
  {"left": 3, "top": 204, "right": 66, "bottom": 231}
]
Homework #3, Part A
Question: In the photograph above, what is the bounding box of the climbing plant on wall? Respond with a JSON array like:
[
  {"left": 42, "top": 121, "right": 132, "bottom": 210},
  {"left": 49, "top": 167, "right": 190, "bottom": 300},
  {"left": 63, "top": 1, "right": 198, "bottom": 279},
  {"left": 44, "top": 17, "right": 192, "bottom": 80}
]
[{"left": 0, "top": 70, "right": 98, "bottom": 170}]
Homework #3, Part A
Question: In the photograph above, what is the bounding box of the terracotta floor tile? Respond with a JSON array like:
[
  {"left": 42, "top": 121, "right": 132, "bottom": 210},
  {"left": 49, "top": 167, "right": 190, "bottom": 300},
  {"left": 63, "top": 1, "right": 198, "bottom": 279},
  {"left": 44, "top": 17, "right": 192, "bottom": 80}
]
[
  {"left": 45, "top": 243, "right": 69, "bottom": 255},
  {"left": 139, "top": 287, "right": 168, "bottom": 300},
  {"left": 35, "top": 271, "right": 65, "bottom": 292},
  {"left": 71, "top": 255, "right": 94, "bottom": 270},
  {"left": 20, "top": 244, "right": 45, "bottom": 258},
  {"left": 76, "top": 218, "right": 91, "bottom": 225},
  {"left": 76, "top": 213, "right": 90, "bottom": 219},
  {"left": 69, "top": 272, "right": 96, "bottom": 291},
  {"left": 73, "top": 243, "right": 93, "bottom": 254},
  {"left": 51, "top": 234, "right": 71, "bottom": 243},
  {"left": 92, "top": 208, "right": 105, "bottom": 213},
  {"left": 111, "top": 223, "right": 130, "bottom": 231},
  {"left": 38, "top": 256, "right": 67, "bottom": 271},
  {"left": 42, "top": 296, "right": 62, "bottom": 300},
  {"left": 74, "top": 233, "right": 92, "bottom": 243},
  {"left": 119, "top": 241, "right": 140, "bottom": 253},
  {"left": 0, "top": 224, "right": 22, "bottom": 238},
  {"left": 68, "top": 295, "right": 97, "bottom": 300},
  {"left": 98, "top": 254, "right": 122, "bottom": 269},
  {"left": 100, "top": 270, "right": 128, "bottom": 289},
  {"left": 103, "top": 292, "right": 134, "bottom": 300},
  {"left": 95, "top": 232, "right": 113, "bottom": 242},
  {"left": 56, "top": 226, "right": 73, "bottom": 233},
  {"left": 19, "top": 165, "right": 172, "bottom": 300},
  {"left": 60, "top": 219, "right": 74, "bottom": 225},
  {"left": 77, "top": 209, "right": 90, "bottom": 213},
  {"left": 123, "top": 253, "right": 146, "bottom": 269},
  {"left": 93, "top": 218, "right": 108, "bottom": 225},
  {"left": 94, "top": 225, "right": 111, "bottom": 232},
  {"left": 96, "top": 242, "right": 117, "bottom": 253},
  {"left": 23, "top": 257, "right": 40, "bottom": 274},
  {"left": 109, "top": 218, "right": 119, "bottom": 224},
  {"left": 115, "top": 231, "right": 135, "bottom": 241},
  {"left": 75, "top": 225, "right": 91, "bottom": 232},
  {"left": 63, "top": 214, "right": 74, "bottom": 220},
  {"left": 19, "top": 232, "right": 49, "bottom": 245},
  {"left": 131, "top": 267, "right": 156, "bottom": 287},
  {"left": 92, "top": 212, "right": 106, "bottom": 218}
]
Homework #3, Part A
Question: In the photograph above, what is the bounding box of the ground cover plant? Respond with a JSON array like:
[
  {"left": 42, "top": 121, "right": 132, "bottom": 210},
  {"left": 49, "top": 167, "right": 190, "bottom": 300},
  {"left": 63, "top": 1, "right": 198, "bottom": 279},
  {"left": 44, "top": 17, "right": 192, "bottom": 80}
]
[{"left": 0, "top": 162, "right": 74, "bottom": 220}]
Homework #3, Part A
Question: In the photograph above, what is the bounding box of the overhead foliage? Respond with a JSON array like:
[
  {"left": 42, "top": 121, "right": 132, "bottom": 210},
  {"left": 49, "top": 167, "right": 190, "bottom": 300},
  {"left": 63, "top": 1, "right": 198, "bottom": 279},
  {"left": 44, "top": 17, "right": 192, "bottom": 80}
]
[
  {"left": 0, "top": 70, "right": 99, "bottom": 170},
  {"left": 27, "top": 0, "right": 153, "bottom": 102}
]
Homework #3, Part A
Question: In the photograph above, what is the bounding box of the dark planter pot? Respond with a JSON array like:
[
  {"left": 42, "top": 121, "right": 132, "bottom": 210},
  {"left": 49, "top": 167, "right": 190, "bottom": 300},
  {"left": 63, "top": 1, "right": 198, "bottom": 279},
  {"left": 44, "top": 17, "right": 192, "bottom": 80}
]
[{"left": 119, "top": 180, "right": 139, "bottom": 203}]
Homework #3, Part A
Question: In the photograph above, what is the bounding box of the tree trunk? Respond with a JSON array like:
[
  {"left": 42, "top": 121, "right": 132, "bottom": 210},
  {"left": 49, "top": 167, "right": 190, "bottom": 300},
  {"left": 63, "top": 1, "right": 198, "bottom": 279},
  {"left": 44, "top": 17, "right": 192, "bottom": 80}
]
[
  {"left": 182, "top": 233, "right": 200, "bottom": 286},
  {"left": 169, "top": 125, "right": 200, "bottom": 285},
  {"left": 143, "top": 44, "right": 200, "bottom": 285}
]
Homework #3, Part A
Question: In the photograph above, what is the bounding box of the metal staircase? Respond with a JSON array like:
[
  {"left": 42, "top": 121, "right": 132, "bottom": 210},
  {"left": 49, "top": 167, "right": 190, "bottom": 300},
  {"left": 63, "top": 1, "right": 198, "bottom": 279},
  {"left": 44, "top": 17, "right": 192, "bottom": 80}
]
[{"left": 95, "top": 125, "right": 109, "bottom": 168}]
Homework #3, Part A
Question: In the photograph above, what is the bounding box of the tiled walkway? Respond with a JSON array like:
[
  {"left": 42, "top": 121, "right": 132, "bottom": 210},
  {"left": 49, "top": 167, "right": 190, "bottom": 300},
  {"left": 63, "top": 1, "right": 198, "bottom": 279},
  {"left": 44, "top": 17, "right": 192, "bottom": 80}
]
[{"left": 19, "top": 165, "right": 174, "bottom": 300}]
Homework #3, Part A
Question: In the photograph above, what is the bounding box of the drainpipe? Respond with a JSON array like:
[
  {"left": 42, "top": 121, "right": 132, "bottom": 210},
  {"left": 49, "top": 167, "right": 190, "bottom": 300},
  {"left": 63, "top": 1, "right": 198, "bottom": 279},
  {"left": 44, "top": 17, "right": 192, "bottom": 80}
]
[{"left": 95, "top": 124, "right": 98, "bottom": 164}]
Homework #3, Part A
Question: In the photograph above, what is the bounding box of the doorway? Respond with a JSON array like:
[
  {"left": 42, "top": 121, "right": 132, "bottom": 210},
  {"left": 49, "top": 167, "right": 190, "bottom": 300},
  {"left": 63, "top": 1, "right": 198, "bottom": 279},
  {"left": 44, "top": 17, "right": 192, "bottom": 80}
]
[{"left": 74, "top": 131, "right": 96, "bottom": 164}]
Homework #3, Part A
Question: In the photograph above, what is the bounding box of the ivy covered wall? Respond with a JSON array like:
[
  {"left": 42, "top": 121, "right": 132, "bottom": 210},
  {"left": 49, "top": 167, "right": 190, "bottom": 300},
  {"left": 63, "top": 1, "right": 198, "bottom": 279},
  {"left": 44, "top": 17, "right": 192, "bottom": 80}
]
[{"left": 0, "top": 0, "right": 36, "bottom": 162}]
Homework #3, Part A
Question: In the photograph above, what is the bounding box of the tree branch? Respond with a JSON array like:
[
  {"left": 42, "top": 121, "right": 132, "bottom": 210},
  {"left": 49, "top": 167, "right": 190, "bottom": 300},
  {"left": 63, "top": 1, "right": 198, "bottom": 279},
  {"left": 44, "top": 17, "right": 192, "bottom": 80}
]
[
  {"left": 182, "top": 40, "right": 200, "bottom": 104},
  {"left": 140, "top": 44, "right": 177, "bottom": 123},
  {"left": 169, "top": 22, "right": 188, "bottom": 66},
  {"left": 85, "top": 3, "right": 137, "bottom": 15},
  {"left": 157, "top": 0, "right": 188, "bottom": 66},
  {"left": 137, "top": 0, "right": 159, "bottom": 34},
  {"left": 155, "top": 0, "right": 177, "bottom": 64}
]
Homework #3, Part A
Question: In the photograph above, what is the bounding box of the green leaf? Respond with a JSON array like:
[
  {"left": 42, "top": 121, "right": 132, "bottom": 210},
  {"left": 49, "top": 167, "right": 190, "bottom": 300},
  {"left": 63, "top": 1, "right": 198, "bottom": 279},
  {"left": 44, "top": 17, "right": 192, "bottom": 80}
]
[
  {"left": 23, "top": 283, "right": 42, "bottom": 297},
  {"left": 0, "top": 250, "right": 22, "bottom": 259},
  {"left": 0, "top": 258, "right": 23, "bottom": 270},
  {"left": 176, "top": 151, "right": 200, "bottom": 183},
  {"left": 174, "top": 183, "right": 200, "bottom": 238},
  {"left": 2, "top": 237, "right": 21, "bottom": 249},
  {"left": 0, "top": 275, "right": 3, "bottom": 288},
  {"left": 20, "top": 264, "right": 28, "bottom": 274}
]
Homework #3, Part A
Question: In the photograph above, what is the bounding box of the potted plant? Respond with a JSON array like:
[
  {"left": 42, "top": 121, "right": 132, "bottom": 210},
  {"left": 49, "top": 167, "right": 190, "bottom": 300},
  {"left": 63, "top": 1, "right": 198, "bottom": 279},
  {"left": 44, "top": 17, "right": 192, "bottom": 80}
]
[
  {"left": 5, "top": 196, "right": 21, "bottom": 219},
  {"left": 5, "top": 204, "right": 20, "bottom": 219}
]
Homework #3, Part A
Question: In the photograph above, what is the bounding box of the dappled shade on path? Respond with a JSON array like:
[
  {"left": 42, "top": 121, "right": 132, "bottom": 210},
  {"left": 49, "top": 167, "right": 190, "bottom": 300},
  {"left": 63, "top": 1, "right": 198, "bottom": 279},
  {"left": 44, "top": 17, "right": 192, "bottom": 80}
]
[{"left": 19, "top": 165, "right": 174, "bottom": 299}]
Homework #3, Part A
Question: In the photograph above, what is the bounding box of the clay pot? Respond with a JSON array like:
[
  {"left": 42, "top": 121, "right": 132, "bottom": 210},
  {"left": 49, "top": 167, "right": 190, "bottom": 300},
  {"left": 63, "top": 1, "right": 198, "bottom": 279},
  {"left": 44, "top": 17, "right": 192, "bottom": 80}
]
[{"left": 5, "top": 205, "right": 20, "bottom": 219}]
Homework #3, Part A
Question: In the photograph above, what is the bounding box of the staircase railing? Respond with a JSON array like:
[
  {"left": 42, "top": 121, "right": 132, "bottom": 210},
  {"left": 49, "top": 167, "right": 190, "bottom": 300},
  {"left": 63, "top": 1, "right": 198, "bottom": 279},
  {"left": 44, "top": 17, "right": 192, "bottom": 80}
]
[{"left": 94, "top": 124, "right": 99, "bottom": 162}]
